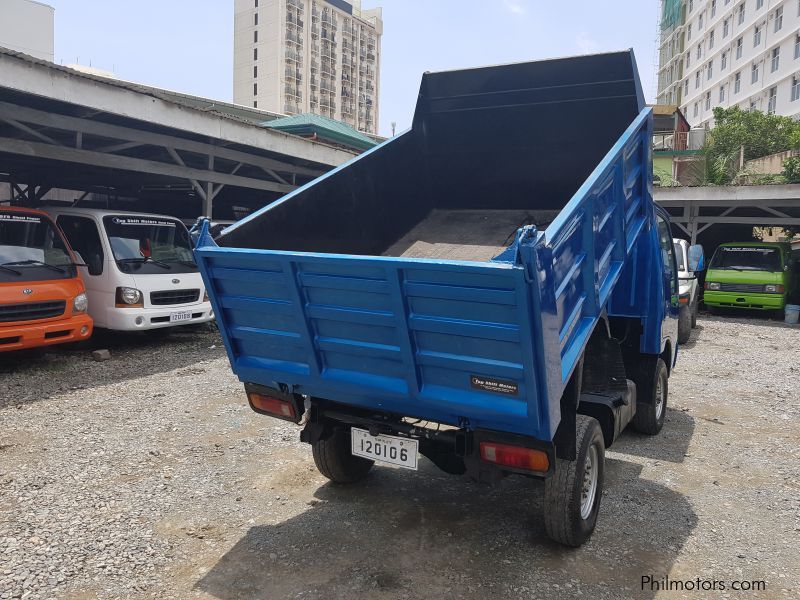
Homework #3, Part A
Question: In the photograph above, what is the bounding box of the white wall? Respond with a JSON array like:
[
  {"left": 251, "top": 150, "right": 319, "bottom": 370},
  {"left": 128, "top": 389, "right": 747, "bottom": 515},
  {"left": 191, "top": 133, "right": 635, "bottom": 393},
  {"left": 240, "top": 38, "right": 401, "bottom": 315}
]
[{"left": 0, "top": 0, "right": 54, "bottom": 62}]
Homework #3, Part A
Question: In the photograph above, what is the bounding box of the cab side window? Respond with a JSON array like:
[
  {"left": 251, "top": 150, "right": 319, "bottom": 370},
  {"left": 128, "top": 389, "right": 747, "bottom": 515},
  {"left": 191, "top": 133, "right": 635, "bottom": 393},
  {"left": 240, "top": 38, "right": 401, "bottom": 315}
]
[
  {"left": 57, "top": 216, "right": 104, "bottom": 276},
  {"left": 656, "top": 215, "right": 678, "bottom": 297}
]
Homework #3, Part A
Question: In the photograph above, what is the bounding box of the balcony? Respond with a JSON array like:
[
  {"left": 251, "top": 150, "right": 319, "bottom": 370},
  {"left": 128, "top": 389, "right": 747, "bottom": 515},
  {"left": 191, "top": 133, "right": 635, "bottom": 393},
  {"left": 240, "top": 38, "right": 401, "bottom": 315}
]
[
  {"left": 287, "top": 0, "right": 303, "bottom": 11},
  {"left": 652, "top": 130, "right": 706, "bottom": 153}
]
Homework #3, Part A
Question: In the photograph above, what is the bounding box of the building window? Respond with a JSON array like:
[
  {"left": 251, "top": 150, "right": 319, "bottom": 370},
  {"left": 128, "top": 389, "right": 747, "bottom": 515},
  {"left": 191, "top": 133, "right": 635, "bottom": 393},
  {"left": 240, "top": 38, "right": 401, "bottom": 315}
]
[
  {"left": 705, "top": 91, "right": 711, "bottom": 110},
  {"left": 709, "top": 30, "right": 715, "bottom": 49},
  {"left": 254, "top": 65, "right": 258, "bottom": 78},
  {"left": 734, "top": 71, "right": 741, "bottom": 93},
  {"left": 685, "top": 80, "right": 690, "bottom": 96},
  {"left": 254, "top": 30, "right": 258, "bottom": 43},
  {"left": 688, "top": 23, "right": 692, "bottom": 41},
  {"left": 255, "top": 0, "right": 258, "bottom": 6},
  {"left": 699, "top": 13, "right": 704, "bottom": 28},
  {"left": 254, "top": 47, "right": 258, "bottom": 60},
  {"left": 757, "top": 0, "right": 764, "bottom": 8},
  {"left": 754, "top": 25, "right": 761, "bottom": 47},
  {"left": 796, "top": 35, "right": 800, "bottom": 59},
  {"left": 707, "top": 61, "right": 713, "bottom": 80},
  {"left": 694, "top": 102, "right": 699, "bottom": 117},
  {"left": 771, "top": 47, "right": 780, "bottom": 72},
  {"left": 738, "top": 3, "right": 745, "bottom": 25},
  {"left": 751, "top": 63, "right": 759, "bottom": 84},
  {"left": 254, "top": 82, "right": 258, "bottom": 96},
  {"left": 792, "top": 77, "right": 800, "bottom": 101},
  {"left": 686, "top": 52, "right": 691, "bottom": 68},
  {"left": 775, "top": 6, "right": 783, "bottom": 32},
  {"left": 253, "top": 101, "right": 258, "bottom": 108},
  {"left": 768, "top": 86, "right": 777, "bottom": 113},
  {"left": 254, "top": 13, "right": 259, "bottom": 25},
  {"left": 723, "top": 18, "right": 730, "bottom": 37},
  {"left": 696, "top": 71, "right": 701, "bottom": 88},
  {"left": 736, "top": 37, "right": 743, "bottom": 59},
  {"left": 719, "top": 85, "right": 726, "bottom": 102},
  {"left": 722, "top": 50, "right": 728, "bottom": 70},
  {"left": 712, "top": 0, "right": 717, "bottom": 17},
  {"left": 689, "top": 0, "right": 694, "bottom": 13},
  {"left": 697, "top": 43, "right": 702, "bottom": 59}
]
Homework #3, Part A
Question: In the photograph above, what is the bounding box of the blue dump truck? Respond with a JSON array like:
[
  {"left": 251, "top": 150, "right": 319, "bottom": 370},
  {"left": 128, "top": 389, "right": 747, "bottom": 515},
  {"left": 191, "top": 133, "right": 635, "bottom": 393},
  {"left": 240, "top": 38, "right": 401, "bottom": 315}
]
[{"left": 196, "top": 51, "right": 698, "bottom": 546}]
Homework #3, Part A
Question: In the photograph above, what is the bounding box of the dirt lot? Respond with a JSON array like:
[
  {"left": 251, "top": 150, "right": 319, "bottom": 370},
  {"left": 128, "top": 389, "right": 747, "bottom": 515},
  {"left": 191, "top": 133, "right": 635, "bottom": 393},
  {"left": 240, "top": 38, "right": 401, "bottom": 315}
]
[{"left": 1, "top": 317, "right": 799, "bottom": 600}]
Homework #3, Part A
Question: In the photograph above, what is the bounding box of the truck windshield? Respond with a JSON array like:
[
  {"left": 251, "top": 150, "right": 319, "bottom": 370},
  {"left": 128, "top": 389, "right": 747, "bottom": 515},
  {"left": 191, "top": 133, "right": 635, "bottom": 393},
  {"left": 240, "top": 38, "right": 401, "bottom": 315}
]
[
  {"left": 673, "top": 243, "right": 686, "bottom": 271},
  {"left": 0, "top": 211, "right": 75, "bottom": 283},
  {"left": 710, "top": 246, "right": 782, "bottom": 272},
  {"left": 103, "top": 215, "right": 197, "bottom": 274}
]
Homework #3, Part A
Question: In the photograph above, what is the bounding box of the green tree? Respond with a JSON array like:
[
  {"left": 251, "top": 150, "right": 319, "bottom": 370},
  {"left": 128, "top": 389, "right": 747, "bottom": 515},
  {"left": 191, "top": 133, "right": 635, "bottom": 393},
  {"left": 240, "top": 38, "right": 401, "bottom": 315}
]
[{"left": 703, "top": 106, "right": 800, "bottom": 184}]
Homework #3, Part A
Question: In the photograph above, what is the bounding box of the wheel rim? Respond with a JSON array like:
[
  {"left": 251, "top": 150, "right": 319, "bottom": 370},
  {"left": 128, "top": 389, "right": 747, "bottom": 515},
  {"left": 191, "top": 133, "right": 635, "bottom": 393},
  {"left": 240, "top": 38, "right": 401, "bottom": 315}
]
[
  {"left": 580, "top": 445, "right": 599, "bottom": 520},
  {"left": 655, "top": 374, "right": 665, "bottom": 421}
]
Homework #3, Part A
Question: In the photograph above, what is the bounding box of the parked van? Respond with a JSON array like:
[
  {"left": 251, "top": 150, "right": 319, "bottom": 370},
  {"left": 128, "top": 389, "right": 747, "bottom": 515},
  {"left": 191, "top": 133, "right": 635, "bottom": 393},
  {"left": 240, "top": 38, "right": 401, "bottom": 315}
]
[
  {"left": 0, "top": 206, "right": 93, "bottom": 352},
  {"left": 673, "top": 238, "right": 704, "bottom": 343},
  {"left": 704, "top": 242, "right": 796, "bottom": 312},
  {"left": 44, "top": 208, "right": 213, "bottom": 331}
]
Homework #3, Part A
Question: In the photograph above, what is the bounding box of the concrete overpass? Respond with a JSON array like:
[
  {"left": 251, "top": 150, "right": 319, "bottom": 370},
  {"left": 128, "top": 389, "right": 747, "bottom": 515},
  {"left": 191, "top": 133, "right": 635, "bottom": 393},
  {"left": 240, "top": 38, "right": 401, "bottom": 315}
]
[{"left": 0, "top": 47, "right": 357, "bottom": 220}]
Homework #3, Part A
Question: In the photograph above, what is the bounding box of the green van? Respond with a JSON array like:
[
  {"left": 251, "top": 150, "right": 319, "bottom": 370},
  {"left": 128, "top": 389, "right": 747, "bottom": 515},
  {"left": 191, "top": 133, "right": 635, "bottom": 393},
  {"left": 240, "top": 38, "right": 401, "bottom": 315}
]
[{"left": 704, "top": 242, "right": 796, "bottom": 311}]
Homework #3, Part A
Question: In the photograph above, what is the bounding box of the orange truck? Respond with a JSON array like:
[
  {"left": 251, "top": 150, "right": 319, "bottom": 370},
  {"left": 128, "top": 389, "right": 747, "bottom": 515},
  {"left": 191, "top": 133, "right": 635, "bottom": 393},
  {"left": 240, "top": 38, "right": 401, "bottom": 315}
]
[{"left": 1, "top": 206, "right": 93, "bottom": 352}]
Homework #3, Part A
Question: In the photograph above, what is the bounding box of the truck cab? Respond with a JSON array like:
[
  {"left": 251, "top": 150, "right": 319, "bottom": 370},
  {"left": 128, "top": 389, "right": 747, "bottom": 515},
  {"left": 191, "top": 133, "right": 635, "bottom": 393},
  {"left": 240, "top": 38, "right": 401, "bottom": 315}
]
[
  {"left": 44, "top": 208, "right": 214, "bottom": 331},
  {"left": 0, "top": 206, "right": 93, "bottom": 352},
  {"left": 704, "top": 242, "right": 795, "bottom": 312}
]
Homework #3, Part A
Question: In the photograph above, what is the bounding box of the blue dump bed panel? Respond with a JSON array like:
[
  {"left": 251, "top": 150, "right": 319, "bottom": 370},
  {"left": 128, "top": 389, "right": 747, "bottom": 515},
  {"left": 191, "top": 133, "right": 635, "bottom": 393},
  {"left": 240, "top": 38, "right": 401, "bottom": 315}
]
[
  {"left": 196, "top": 248, "right": 549, "bottom": 438},
  {"left": 197, "top": 51, "right": 655, "bottom": 442}
]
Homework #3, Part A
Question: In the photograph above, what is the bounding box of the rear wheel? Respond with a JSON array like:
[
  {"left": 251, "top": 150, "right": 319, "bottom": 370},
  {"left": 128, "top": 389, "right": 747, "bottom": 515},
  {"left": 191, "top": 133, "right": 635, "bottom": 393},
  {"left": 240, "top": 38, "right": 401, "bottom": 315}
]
[
  {"left": 678, "top": 306, "right": 692, "bottom": 343},
  {"left": 632, "top": 357, "right": 668, "bottom": 435},
  {"left": 312, "top": 427, "right": 374, "bottom": 484},
  {"left": 543, "top": 415, "right": 605, "bottom": 547}
]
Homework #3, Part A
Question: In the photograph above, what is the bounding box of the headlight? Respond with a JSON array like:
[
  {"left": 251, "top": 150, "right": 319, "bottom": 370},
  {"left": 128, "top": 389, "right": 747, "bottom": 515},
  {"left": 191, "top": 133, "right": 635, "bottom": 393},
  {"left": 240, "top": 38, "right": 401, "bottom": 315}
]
[
  {"left": 764, "top": 284, "right": 784, "bottom": 293},
  {"left": 116, "top": 286, "right": 143, "bottom": 307},
  {"left": 73, "top": 292, "right": 88, "bottom": 313},
  {"left": 203, "top": 290, "right": 209, "bottom": 303},
  {"left": 706, "top": 282, "right": 721, "bottom": 291}
]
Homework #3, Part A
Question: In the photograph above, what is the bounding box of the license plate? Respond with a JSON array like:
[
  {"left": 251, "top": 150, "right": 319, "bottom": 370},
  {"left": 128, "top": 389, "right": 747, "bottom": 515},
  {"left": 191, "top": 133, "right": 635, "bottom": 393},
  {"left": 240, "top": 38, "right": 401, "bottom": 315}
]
[
  {"left": 169, "top": 310, "right": 193, "bottom": 323},
  {"left": 351, "top": 428, "right": 418, "bottom": 470}
]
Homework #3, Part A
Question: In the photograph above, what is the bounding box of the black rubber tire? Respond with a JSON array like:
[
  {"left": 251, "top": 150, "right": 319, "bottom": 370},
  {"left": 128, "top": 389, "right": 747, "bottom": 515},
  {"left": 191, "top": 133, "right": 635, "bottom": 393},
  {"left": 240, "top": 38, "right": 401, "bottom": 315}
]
[
  {"left": 543, "top": 415, "right": 605, "bottom": 547},
  {"left": 678, "top": 306, "right": 692, "bottom": 344},
  {"left": 311, "top": 427, "right": 374, "bottom": 484},
  {"left": 632, "top": 357, "right": 669, "bottom": 435},
  {"left": 690, "top": 298, "right": 698, "bottom": 328}
]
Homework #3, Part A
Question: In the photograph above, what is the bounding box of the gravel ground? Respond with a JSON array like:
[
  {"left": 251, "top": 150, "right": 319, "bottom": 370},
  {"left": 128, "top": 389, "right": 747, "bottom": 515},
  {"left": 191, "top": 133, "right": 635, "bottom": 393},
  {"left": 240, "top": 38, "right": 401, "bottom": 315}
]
[{"left": 1, "top": 316, "right": 799, "bottom": 599}]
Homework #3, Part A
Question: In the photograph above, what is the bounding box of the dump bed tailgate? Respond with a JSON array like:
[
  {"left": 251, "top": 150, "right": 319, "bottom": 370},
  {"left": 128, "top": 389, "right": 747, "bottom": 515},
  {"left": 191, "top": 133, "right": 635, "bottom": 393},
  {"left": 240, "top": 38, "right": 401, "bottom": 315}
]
[{"left": 196, "top": 245, "right": 551, "bottom": 439}]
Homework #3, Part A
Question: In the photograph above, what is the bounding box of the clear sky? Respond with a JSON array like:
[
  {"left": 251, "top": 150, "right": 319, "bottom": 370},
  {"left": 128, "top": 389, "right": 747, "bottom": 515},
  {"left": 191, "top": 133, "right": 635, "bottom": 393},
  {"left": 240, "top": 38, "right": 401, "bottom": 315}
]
[{"left": 44, "top": 0, "right": 660, "bottom": 137}]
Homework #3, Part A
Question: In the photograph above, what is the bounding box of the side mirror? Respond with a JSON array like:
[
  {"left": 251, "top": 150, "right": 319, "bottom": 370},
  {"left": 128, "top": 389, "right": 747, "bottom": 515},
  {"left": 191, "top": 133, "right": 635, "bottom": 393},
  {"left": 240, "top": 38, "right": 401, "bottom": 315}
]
[{"left": 688, "top": 244, "right": 705, "bottom": 272}]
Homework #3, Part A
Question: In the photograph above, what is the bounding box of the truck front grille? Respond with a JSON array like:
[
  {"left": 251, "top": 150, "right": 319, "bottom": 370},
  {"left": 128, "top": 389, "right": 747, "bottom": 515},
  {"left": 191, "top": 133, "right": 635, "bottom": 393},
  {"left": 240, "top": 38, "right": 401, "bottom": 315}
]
[
  {"left": 0, "top": 300, "right": 67, "bottom": 323},
  {"left": 150, "top": 289, "right": 200, "bottom": 306},
  {"left": 718, "top": 283, "right": 765, "bottom": 293}
]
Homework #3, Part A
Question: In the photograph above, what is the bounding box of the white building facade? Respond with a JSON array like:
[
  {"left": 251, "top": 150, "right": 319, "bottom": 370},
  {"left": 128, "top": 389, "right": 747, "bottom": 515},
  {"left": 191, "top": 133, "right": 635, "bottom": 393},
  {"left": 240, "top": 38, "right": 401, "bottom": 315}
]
[
  {"left": 234, "top": 0, "right": 382, "bottom": 135},
  {"left": 658, "top": 0, "right": 800, "bottom": 127},
  {"left": 0, "top": 0, "right": 54, "bottom": 62}
]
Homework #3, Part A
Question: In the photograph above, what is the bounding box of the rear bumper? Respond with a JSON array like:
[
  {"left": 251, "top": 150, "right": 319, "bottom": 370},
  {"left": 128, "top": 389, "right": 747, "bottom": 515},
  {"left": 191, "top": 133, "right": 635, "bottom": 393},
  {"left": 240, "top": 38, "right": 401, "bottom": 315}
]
[
  {"left": 0, "top": 314, "right": 93, "bottom": 352},
  {"left": 704, "top": 291, "right": 785, "bottom": 310},
  {"left": 104, "top": 302, "right": 214, "bottom": 331}
]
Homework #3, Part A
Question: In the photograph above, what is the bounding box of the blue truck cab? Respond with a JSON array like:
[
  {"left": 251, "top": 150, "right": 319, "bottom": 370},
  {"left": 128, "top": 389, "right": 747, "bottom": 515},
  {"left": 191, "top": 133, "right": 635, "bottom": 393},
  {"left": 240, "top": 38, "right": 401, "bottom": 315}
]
[{"left": 196, "top": 51, "right": 684, "bottom": 546}]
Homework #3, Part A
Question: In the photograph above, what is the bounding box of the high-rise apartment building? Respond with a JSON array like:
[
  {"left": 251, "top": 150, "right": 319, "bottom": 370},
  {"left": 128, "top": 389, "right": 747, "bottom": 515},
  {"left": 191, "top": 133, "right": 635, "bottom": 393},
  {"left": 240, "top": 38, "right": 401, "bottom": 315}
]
[
  {"left": 234, "top": 0, "right": 382, "bottom": 135},
  {"left": 657, "top": 0, "right": 800, "bottom": 127},
  {"left": 0, "top": 0, "right": 54, "bottom": 62}
]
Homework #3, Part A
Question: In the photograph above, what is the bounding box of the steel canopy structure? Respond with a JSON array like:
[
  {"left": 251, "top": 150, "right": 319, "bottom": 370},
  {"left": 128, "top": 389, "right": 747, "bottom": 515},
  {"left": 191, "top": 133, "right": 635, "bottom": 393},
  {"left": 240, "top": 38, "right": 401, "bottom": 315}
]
[
  {"left": 655, "top": 184, "right": 800, "bottom": 244},
  {"left": 0, "top": 48, "right": 357, "bottom": 219}
]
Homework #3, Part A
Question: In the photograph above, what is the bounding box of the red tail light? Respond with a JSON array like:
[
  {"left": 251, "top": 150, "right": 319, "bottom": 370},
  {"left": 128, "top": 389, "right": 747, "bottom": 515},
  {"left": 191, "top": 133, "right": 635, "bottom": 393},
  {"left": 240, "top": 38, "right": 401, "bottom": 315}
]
[
  {"left": 480, "top": 442, "right": 549, "bottom": 472},
  {"left": 248, "top": 393, "right": 296, "bottom": 420}
]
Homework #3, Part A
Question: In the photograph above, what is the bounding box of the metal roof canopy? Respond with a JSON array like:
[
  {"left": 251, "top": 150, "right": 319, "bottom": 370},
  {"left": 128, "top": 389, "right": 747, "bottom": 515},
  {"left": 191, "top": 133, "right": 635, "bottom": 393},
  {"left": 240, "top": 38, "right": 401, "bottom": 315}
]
[
  {"left": 0, "top": 48, "right": 356, "bottom": 218},
  {"left": 655, "top": 184, "right": 800, "bottom": 243}
]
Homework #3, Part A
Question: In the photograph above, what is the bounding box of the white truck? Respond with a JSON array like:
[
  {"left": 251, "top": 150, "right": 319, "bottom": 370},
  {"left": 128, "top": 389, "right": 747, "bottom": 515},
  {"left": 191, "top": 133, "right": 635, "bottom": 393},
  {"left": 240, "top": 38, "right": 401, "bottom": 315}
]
[
  {"left": 674, "top": 238, "right": 703, "bottom": 343},
  {"left": 44, "top": 208, "right": 214, "bottom": 331}
]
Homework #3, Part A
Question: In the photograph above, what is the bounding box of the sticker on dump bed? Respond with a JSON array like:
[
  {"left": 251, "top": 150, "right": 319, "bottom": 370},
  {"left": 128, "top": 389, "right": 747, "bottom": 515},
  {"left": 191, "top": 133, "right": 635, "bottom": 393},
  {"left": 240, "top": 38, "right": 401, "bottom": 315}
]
[
  {"left": 0, "top": 214, "right": 41, "bottom": 223},
  {"left": 110, "top": 216, "right": 175, "bottom": 227},
  {"left": 470, "top": 375, "right": 519, "bottom": 396}
]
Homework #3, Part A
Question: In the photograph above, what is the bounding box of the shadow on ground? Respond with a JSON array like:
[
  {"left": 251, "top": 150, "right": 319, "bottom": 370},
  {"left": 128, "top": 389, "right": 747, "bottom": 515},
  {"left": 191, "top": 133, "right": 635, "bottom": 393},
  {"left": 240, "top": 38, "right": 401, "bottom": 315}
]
[
  {"left": 0, "top": 324, "right": 224, "bottom": 408},
  {"left": 197, "top": 454, "right": 697, "bottom": 599},
  {"left": 613, "top": 408, "right": 695, "bottom": 464}
]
